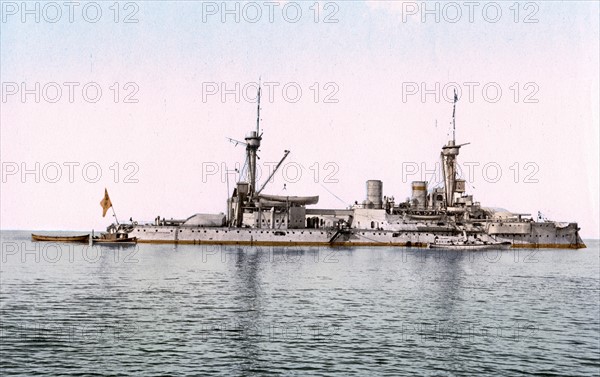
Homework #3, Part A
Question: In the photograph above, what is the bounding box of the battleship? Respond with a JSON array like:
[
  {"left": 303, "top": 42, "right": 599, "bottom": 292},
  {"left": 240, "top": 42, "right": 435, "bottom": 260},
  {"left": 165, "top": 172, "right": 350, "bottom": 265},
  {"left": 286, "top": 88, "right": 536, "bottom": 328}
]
[{"left": 104, "top": 86, "right": 585, "bottom": 249}]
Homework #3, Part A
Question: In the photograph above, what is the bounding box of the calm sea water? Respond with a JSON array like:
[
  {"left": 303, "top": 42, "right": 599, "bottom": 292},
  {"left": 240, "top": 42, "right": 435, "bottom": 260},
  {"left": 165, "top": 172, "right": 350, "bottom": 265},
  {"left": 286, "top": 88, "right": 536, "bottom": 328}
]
[{"left": 1, "top": 230, "right": 598, "bottom": 376}]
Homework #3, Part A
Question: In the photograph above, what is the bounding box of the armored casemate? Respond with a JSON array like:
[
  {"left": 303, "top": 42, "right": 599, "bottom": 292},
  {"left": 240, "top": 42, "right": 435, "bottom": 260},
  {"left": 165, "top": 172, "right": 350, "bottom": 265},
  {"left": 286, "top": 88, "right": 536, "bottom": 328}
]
[{"left": 111, "top": 85, "right": 586, "bottom": 249}]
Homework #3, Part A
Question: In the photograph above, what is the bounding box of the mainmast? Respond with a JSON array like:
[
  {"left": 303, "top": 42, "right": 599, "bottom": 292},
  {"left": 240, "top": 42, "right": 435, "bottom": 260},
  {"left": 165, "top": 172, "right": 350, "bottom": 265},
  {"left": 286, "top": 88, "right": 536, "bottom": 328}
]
[
  {"left": 256, "top": 80, "right": 261, "bottom": 135},
  {"left": 441, "top": 90, "right": 467, "bottom": 207},
  {"left": 245, "top": 81, "right": 262, "bottom": 198},
  {"left": 452, "top": 89, "right": 457, "bottom": 143}
]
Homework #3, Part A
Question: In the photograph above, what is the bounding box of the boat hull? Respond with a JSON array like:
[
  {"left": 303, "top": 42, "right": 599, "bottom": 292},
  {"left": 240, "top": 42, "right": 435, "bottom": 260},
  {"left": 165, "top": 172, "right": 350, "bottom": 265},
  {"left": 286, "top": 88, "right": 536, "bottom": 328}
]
[
  {"left": 427, "top": 242, "right": 512, "bottom": 250},
  {"left": 31, "top": 234, "right": 89, "bottom": 243},
  {"left": 92, "top": 237, "right": 137, "bottom": 245}
]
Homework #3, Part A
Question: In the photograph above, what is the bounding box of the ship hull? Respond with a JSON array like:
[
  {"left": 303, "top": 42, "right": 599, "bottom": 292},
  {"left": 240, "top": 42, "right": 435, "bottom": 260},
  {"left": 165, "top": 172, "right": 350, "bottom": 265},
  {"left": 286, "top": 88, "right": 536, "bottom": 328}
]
[
  {"left": 491, "top": 222, "right": 585, "bottom": 249},
  {"left": 129, "top": 222, "right": 585, "bottom": 249}
]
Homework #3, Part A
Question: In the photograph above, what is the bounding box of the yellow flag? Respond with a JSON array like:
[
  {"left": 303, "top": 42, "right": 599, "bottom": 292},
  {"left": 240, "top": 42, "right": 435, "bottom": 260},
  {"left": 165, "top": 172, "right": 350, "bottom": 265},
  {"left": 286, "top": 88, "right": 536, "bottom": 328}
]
[{"left": 100, "top": 189, "right": 112, "bottom": 217}]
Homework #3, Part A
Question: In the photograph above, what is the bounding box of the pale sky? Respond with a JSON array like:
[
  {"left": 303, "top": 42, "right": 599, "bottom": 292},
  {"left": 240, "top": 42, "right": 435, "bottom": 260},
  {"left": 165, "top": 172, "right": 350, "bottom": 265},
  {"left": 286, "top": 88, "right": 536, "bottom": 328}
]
[{"left": 1, "top": 1, "right": 599, "bottom": 238}]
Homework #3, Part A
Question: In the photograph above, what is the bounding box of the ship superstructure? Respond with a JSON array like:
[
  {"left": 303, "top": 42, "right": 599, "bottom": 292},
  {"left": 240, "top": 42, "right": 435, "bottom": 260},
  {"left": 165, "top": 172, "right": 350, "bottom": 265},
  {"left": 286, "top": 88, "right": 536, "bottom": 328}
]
[{"left": 114, "top": 86, "right": 586, "bottom": 249}]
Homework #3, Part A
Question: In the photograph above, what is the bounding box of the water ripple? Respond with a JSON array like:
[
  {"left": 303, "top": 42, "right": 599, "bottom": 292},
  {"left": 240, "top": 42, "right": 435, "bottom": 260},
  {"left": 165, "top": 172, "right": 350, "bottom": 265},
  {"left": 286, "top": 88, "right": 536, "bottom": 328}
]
[{"left": 1, "top": 232, "right": 598, "bottom": 376}]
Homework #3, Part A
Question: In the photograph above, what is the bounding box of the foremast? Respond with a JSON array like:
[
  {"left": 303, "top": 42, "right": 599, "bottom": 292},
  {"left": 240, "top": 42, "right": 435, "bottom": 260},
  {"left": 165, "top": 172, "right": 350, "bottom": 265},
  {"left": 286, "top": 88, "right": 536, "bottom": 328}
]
[
  {"left": 227, "top": 81, "right": 301, "bottom": 228},
  {"left": 245, "top": 82, "right": 262, "bottom": 199}
]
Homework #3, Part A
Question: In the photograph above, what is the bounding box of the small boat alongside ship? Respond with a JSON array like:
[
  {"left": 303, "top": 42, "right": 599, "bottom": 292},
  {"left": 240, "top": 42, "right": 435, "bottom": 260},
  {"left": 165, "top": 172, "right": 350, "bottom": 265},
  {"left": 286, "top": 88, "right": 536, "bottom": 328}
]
[
  {"left": 92, "top": 237, "right": 137, "bottom": 245},
  {"left": 427, "top": 240, "right": 512, "bottom": 250},
  {"left": 31, "top": 234, "right": 90, "bottom": 243},
  {"left": 427, "top": 230, "right": 512, "bottom": 250},
  {"left": 91, "top": 224, "right": 137, "bottom": 245}
]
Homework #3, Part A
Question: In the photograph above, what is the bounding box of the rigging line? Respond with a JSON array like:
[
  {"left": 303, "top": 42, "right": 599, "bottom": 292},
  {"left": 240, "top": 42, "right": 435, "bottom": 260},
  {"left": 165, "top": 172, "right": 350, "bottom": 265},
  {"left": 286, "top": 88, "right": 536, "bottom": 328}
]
[
  {"left": 465, "top": 178, "right": 476, "bottom": 192},
  {"left": 239, "top": 157, "right": 249, "bottom": 183},
  {"left": 318, "top": 182, "right": 349, "bottom": 207}
]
